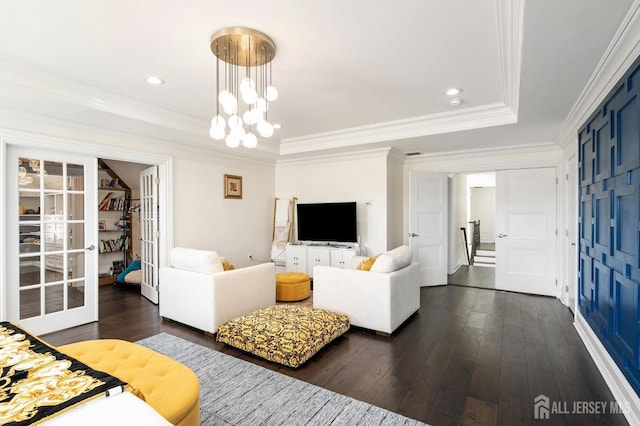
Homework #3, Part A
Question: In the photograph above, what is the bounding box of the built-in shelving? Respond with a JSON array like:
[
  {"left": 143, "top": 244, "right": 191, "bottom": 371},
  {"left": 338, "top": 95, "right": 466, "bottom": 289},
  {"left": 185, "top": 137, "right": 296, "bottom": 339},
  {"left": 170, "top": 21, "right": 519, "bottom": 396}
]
[{"left": 98, "top": 159, "right": 131, "bottom": 285}]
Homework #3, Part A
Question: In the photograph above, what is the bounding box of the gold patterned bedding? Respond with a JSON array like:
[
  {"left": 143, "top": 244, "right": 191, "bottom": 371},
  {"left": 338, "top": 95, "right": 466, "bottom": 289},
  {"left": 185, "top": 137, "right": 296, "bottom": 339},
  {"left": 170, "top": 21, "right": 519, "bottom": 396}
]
[
  {"left": 0, "top": 322, "right": 126, "bottom": 425},
  {"left": 216, "top": 305, "right": 349, "bottom": 368}
]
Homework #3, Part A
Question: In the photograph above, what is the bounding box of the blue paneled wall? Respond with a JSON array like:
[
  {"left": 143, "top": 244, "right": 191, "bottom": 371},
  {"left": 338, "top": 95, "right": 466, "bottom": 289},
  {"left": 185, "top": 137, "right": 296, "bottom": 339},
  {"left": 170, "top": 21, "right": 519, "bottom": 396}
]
[{"left": 579, "top": 54, "right": 640, "bottom": 395}]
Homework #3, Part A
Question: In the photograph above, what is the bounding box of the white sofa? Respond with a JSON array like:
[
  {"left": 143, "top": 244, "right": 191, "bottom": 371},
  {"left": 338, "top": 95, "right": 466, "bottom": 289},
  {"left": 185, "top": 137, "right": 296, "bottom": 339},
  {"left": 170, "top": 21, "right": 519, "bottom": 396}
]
[
  {"left": 312, "top": 246, "right": 420, "bottom": 335},
  {"left": 159, "top": 247, "right": 275, "bottom": 334}
]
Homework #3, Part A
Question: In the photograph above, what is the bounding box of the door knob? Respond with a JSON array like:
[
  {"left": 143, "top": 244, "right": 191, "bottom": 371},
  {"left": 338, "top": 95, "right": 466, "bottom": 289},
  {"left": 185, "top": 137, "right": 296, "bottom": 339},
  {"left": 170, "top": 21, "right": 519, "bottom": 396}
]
[
  {"left": 497, "top": 234, "right": 508, "bottom": 238},
  {"left": 85, "top": 244, "right": 96, "bottom": 251},
  {"left": 409, "top": 233, "right": 420, "bottom": 237}
]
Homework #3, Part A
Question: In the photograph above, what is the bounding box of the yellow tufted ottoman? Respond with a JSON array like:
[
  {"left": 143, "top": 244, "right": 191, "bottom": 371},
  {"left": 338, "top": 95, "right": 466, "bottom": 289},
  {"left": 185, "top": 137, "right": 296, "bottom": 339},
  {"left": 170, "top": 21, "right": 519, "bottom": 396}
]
[
  {"left": 59, "top": 339, "right": 200, "bottom": 426},
  {"left": 276, "top": 272, "right": 311, "bottom": 302}
]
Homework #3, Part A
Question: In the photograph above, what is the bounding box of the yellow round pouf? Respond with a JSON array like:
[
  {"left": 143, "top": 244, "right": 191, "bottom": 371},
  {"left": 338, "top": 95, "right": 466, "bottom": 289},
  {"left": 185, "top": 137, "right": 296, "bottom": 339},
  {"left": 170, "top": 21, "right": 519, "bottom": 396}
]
[
  {"left": 59, "top": 339, "right": 200, "bottom": 426},
  {"left": 276, "top": 272, "right": 311, "bottom": 302}
]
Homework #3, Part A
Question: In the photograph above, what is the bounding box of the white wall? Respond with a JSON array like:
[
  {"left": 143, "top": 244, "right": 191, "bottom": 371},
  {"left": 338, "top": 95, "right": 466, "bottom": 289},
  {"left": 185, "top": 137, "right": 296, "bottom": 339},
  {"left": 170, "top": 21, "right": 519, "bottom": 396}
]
[
  {"left": 448, "top": 173, "right": 468, "bottom": 273},
  {"left": 387, "top": 150, "right": 405, "bottom": 250},
  {"left": 467, "top": 172, "right": 496, "bottom": 187},
  {"left": 275, "top": 149, "right": 391, "bottom": 255},
  {"left": 172, "top": 155, "right": 274, "bottom": 267},
  {"left": 470, "top": 186, "right": 495, "bottom": 243}
]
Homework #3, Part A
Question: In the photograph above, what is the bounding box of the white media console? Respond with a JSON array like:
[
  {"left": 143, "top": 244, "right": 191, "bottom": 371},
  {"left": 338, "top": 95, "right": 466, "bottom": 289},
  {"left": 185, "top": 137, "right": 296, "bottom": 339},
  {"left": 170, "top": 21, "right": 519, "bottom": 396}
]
[{"left": 285, "top": 243, "right": 359, "bottom": 278}]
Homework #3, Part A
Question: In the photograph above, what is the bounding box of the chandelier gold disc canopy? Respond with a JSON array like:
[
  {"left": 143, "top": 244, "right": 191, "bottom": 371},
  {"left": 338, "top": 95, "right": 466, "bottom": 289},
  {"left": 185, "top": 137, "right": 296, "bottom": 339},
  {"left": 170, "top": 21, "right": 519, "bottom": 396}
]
[{"left": 210, "top": 27, "right": 276, "bottom": 66}]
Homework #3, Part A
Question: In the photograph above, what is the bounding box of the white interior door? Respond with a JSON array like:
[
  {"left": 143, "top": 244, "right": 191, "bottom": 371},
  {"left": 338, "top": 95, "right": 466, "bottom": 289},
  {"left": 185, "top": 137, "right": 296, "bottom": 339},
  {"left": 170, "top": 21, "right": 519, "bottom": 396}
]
[
  {"left": 495, "top": 168, "right": 557, "bottom": 296},
  {"left": 7, "top": 147, "right": 98, "bottom": 335},
  {"left": 409, "top": 172, "right": 448, "bottom": 286},
  {"left": 140, "top": 166, "right": 159, "bottom": 304}
]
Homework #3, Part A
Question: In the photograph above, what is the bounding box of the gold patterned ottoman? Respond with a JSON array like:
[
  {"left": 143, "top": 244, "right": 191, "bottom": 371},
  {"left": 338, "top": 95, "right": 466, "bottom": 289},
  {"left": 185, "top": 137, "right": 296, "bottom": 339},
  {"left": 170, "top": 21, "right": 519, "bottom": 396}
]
[{"left": 216, "top": 305, "right": 349, "bottom": 368}]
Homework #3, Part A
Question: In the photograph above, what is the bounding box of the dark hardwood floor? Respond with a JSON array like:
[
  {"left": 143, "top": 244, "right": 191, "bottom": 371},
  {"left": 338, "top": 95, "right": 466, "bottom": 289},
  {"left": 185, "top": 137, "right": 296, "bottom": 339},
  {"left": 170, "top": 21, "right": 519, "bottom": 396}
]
[
  {"left": 448, "top": 265, "right": 495, "bottom": 290},
  {"left": 42, "top": 283, "right": 628, "bottom": 426}
]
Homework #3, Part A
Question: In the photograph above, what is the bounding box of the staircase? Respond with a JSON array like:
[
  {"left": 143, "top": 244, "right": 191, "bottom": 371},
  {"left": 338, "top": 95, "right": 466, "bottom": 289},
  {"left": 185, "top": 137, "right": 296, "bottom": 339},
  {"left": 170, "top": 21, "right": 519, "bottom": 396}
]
[
  {"left": 463, "top": 222, "right": 496, "bottom": 267},
  {"left": 474, "top": 244, "right": 495, "bottom": 267}
]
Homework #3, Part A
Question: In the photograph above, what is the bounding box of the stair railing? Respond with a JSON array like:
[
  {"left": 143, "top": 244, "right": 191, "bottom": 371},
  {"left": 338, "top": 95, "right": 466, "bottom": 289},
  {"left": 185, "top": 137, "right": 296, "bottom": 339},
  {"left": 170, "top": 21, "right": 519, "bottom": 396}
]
[
  {"left": 460, "top": 227, "right": 471, "bottom": 265},
  {"left": 468, "top": 220, "right": 480, "bottom": 265}
]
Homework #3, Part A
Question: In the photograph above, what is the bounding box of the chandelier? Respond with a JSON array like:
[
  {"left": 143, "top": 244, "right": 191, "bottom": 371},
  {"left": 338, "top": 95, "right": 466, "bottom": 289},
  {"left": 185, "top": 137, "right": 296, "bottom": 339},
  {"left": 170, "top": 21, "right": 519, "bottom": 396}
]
[{"left": 209, "top": 27, "right": 278, "bottom": 148}]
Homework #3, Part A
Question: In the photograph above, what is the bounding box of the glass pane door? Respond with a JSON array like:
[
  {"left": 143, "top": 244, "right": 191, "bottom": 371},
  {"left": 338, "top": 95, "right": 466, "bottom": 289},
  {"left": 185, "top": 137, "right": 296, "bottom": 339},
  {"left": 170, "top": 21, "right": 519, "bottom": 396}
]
[{"left": 9, "top": 148, "right": 97, "bottom": 335}]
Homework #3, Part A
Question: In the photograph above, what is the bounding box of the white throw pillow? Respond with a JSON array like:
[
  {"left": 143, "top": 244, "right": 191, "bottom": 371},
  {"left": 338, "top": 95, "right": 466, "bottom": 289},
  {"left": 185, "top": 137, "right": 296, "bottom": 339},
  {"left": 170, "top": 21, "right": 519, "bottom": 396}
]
[
  {"left": 370, "top": 245, "right": 413, "bottom": 273},
  {"left": 169, "top": 247, "right": 224, "bottom": 273}
]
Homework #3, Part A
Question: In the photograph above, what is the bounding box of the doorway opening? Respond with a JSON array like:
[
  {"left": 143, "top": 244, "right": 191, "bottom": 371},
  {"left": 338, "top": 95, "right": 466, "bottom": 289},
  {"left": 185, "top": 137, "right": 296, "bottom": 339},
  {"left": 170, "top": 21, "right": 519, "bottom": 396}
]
[
  {"left": 449, "top": 172, "right": 496, "bottom": 289},
  {"left": 97, "top": 159, "right": 153, "bottom": 296}
]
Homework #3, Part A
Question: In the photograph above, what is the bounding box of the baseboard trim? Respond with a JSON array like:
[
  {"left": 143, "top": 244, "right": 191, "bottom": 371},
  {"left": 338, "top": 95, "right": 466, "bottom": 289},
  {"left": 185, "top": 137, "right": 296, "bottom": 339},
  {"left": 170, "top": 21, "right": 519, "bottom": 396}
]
[
  {"left": 574, "top": 313, "right": 640, "bottom": 424},
  {"left": 449, "top": 263, "right": 462, "bottom": 275}
]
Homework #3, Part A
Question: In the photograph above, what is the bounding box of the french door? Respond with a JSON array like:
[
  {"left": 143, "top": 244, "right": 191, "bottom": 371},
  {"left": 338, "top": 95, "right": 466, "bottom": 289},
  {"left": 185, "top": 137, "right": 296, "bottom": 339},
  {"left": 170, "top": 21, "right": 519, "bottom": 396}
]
[
  {"left": 140, "top": 166, "right": 159, "bottom": 304},
  {"left": 7, "top": 147, "right": 98, "bottom": 335}
]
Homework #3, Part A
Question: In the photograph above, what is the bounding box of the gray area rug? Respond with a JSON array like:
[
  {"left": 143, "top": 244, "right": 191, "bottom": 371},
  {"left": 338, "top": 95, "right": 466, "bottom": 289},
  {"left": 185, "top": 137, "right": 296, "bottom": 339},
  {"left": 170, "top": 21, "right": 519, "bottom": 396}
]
[{"left": 136, "top": 333, "right": 427, "bottom": 426}]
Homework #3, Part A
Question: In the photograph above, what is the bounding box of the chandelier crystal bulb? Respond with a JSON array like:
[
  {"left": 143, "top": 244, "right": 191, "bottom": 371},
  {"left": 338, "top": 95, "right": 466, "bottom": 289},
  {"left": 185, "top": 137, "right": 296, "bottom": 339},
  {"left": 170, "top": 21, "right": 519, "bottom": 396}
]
[
  {"left": 243, "top": 110, "right": 257, "bottom": 125},
  {"left": 223, "top": 103, "right": 236, "bottom": 115},
  {"left": 250, "top": 108, "right": 263, "bottom": 123},
  {"left": 265, "top": 86, "right": 278, "bottom": 102},
  {"left": 228, "top": 115, "right": 243, "bottom": 128},
  {"left": 240, "top": 77, "right": 255, "bottom": 92},
  {"left": 18, "top": 166, "right": 27, "bottom": 178},
  {"left": 225, "top": 134, "right": 241, "bottom": 148},
  {"left": 221, "top": 93, "right": 238, "bottom": 112},
  {"left": 218, "top": 90, "right": 232, "bottom": 105},
  {"left": 242, "top": 132, "right": 258, "bottom": 148},
  {"left": 209, "top": 126, "right": 226, "bottom": 140},
  {"left": 257, "top": 120, "right": 274, "bottom": 138},
  {"left": 256, "top": 97, "right": 268, "bottom": 113},
  {"left": 230, "top": 126, "right": 246, "bottom": 138},
  {"left": 241, "top": 88, "right": 258, "bottom": 105},
  {"left": 211, "top": 115, "right": 226, "bottom": 128}
]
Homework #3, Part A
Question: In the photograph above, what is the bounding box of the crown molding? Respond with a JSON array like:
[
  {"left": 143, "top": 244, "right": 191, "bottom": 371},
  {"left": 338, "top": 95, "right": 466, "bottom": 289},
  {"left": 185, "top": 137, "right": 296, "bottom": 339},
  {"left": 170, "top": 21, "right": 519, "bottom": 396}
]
[
  {"left": 557, "top": 0, "right": 640, "bottom": 149},
  {"left": 0, "top": 128, "right": 172, "bottom": 166},
  {"left": 495, "top": 0, "right": 525, "bottom": 114},
  {"left": 276, "top": 147, "right": 393, "bottom": 168},
  {"left": 0, "top": 108, "right": 278, "bottom": 167},
  {"left": 279, "top": 103, "right": 517, "bottom": 155},
  {"left": 404, "top": 141, "right": 561, "bottom": 168},
  {"left": 387, "top": 147, "right": 407, "bottom": 162}
]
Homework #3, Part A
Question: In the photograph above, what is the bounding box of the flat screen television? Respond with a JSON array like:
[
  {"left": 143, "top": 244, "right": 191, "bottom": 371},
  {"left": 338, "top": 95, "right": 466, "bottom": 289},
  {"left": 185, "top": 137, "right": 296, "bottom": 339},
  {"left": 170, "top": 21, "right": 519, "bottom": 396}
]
[{"left": 296, "top": 202, "right": 357, "bottom": 243}]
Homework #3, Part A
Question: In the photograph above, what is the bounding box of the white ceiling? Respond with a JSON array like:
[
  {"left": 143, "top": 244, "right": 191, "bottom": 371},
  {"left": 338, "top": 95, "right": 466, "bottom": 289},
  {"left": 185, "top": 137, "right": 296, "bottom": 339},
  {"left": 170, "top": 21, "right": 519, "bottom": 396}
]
[{"left": 0, "top": 0, "right": 635, "bottom": 162}]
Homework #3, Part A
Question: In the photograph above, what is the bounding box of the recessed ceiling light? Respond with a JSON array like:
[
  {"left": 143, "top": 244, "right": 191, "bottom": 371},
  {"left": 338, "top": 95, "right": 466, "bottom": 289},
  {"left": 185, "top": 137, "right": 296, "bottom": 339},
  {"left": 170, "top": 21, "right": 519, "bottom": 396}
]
[
  {"left": 145, "top": 76, "right": 165, "bottom": 85},
  {"left": 446, "top": 88, "right": 462, "bottom": 96},
  {"left": 449, "top": 98, "right": 462, "bottom": 107},
  {"left": 273, "top": 123, "right": 282, "bottom": 129}
]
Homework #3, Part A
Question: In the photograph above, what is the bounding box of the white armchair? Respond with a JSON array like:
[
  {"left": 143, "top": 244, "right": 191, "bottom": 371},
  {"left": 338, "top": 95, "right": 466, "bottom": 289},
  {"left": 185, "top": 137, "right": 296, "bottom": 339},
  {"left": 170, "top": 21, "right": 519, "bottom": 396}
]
[
  {"left": 159, "top": 247, "right": 275, "bottom": 334},
  {"left": 312, "top": 246, "right": 420, "bottom": 335}
]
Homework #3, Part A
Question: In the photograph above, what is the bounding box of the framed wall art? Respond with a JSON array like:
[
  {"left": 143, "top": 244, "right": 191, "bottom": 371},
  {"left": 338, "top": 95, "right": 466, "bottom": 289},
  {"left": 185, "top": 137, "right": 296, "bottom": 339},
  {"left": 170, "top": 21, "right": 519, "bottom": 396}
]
[{"left": 224, "top": 174, "right": 242, "bottom": 199}]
